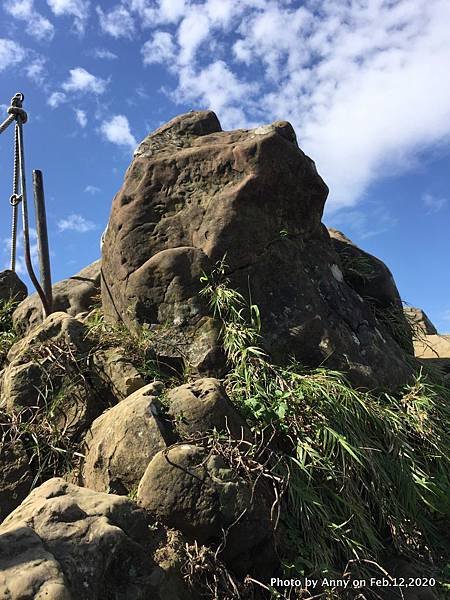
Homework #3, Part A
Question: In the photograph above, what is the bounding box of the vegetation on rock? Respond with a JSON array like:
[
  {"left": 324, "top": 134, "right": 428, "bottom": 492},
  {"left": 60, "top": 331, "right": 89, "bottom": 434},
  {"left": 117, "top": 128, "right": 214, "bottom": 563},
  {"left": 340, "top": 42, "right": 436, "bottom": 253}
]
[
  {"left": 200, "top": 260, "right": 450, "bottom": 596},
  {"left": 0, "top": 298, "right": 19, "bottom": 366}
]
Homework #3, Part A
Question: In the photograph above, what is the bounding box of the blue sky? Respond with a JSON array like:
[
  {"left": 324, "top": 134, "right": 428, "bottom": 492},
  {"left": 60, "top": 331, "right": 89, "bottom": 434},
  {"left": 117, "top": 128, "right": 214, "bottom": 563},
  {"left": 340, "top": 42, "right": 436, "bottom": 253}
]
[{"left": 0, "top": 0, "right": 449, "bottom": 332}]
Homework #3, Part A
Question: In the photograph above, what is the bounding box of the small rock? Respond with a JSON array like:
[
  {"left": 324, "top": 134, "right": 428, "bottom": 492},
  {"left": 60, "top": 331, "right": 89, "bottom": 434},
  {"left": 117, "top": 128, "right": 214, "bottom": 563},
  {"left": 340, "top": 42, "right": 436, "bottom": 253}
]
[
  {"left": 6, "top": 311, "right": 90, "bottom": 364},
  {"left": 404, "top": 307, "right": 438, "bottom": 335},
  {"left": 167, "top": 377, "right": 248, "bottom": 439},
  {"left": 0, "top": 312, "right": 107, "bottom": 439},
  {"left": 414, "top": 333, "right": 450, "bottom": 377},
  {"left": 0, "top": 525, "right": 70, "bottom": 599},
  {"left": 1, "top": 360, "right": 43, "bottom": 412},
  {"left": 83, "top": 382, "right": 175, "bottom": 494},
  {"left": 92, "top": 347, "right": 145, "bottom": 401}
]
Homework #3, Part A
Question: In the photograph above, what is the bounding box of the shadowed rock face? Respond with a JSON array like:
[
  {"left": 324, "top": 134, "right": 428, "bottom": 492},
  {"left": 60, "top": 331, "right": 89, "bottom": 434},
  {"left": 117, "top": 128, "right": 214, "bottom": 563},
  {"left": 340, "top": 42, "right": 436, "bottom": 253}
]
[
  {"left": 102, "top": 110, "right": 414, "bottom": 390},
  {"left": 328, "top": 228, "right": 414, "bottom": 355},
  {"left": 0, "top": 270, "right": 27, "bottom": 303}
]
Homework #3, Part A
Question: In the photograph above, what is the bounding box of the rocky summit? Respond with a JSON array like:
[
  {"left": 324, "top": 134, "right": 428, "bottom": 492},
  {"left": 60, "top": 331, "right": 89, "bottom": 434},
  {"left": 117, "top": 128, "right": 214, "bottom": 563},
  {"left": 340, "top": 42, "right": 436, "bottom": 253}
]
[
  {"left": 102, "top": 111, "right": 413, "bottom": 389},
  {"left": 0, "top": 111, "right": 448, "bottom": 600}
]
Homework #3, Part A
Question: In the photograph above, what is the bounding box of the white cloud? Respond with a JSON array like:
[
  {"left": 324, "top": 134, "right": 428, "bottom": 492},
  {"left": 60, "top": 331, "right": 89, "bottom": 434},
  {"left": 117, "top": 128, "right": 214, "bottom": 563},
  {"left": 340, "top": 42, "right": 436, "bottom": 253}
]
[
  {"left": 0, "top": 39, "right": 26, "bottom": 72},
  {"left": 175, "top": 60, "right": 257, "bottom": 128},
  {"left": 100, "top": 114, "right": 137, "bottom": 149},
  {"left": 4, "top": 0, "right": 55, "bottom": 41},
  {"left": 84, "top": 184, "right": 100, "bottom": 194},
  {"left": 62, "top": 67, "right": 108, "bottom": 94},
  {"left": 2, "top": 229, "right": 38, "bottom": 276},
  {"left": 177, "top": 8, "right": 211, "bottom": 65},
  {"left": 423, "top": 192, "right": 447, "bottom": 214},
  {"left": 74, "top": 108, "right": 87, "bottom": 127},
  {"left": 47, "top": 0, "right": 90, "bottom": 34},
  {"left": 97, "top": 5, "right": 135, "bottom": 38},
  {"left": 58, "top": 213, "right": 96, "bottom": 232},
  {"left": 47, "top": 91, "right": 67, "bottom": 108},
  {"left": 93, "top": 47, "right": 118, "bottom": 59},
  {"left": 25, "top": 56, "right": 47, "bottom": 85},
  {"left": 135, "top": 0, "right": 450, "bottom": 213},
  {"left": 142, "top": 31, "right": 176, "bottom": 65}
]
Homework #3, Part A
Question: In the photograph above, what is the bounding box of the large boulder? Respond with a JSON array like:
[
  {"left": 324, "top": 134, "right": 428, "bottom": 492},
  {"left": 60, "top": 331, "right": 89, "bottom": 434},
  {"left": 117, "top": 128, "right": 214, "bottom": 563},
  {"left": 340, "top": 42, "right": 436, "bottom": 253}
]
[
  {"left": 101, "top": 111, "right": 414, "bottom": 390},
  {"left": 82, "top": 381, "right": 174, "bottom": 494},
  {"left": 0, "top": 270, "right": 27, "bottom": 302},
  {"left": 13, "top": 260, "right": 101, "bottom": 334},
  {"left": 0, "top": 478, "right": 157, "bottom": 599},
  {"left": 328, "top": 229, "right": 403, "bottom": 311},
  {"left": 137, "top": 444, "right": 277, "bottom": 576},
  {"left": 328, "top": 228, "right": 414, "bottom": 354}
]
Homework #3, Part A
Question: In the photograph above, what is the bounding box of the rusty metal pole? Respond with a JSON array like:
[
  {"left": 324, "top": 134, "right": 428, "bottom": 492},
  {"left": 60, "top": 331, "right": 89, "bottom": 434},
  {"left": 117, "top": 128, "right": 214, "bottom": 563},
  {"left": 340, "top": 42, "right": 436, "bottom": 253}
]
[{"left": 32, "top": 169, "right": 53, "bottom": 313}]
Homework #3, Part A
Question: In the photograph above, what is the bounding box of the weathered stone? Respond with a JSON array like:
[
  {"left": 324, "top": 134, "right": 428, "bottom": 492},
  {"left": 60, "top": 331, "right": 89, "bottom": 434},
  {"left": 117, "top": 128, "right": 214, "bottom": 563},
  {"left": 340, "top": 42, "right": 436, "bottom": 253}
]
[
  {"left": 167, "top": 378, "right": 248, "bottom": 439},
  {"left": 404, "top": 306, "right": 438, "bottom": 335},
  {"left": 0, "top": 478, "right": 157, "bottom": 600},
  {"left": 0, "top": 313, "right": 106, "bottom": 438},
  {"left": 0, "top": 525, "right": 70, "bottom": 599},
  {"left": 328, "top": 229, "right": 400, "bottom": 307},
  {"left": 83, "top": 381, "right": 174, "bottom": 494},
  {"left": 102, "top": 111, "right": 414, "bottom": 390},
  {"left": 13, "top": 260, "right": 101, "bottom": 334},
  {"left": 0, "top": 433, "right": 33, "bottom": 522},
  {"left": 1, "top": 360, "right": 43, "bottom": 412},
  {"left": 137, "top": 444, "right": 277, "bottom": 576},
  {"left": 6, "top": 311, "right": 90, "bottom": 365},
  {"left": 151, "top": 530, "right": 200, "bottom": 600},
  {"left": 414, "top": 334, "right": 450, "bottom": 377},
  {"left": 92, "top": 347, "right": 145, "bottom": 401},
  {"left": 0, "top": 269, "right": 27, "bottom": 302},
  {"left": 148, "top": 315, "right": 225, "bottom": 378},
  {"left": 328, "top": 227, "right": 414, "bottom": 354}
]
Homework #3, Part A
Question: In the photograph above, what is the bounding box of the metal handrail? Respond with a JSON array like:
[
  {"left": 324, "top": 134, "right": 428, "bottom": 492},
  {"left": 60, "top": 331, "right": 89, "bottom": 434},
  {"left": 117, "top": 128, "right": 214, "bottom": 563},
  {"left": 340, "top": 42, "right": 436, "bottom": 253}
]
[{"left": 1, "top": 92, "right": 52, "bottom": 316}]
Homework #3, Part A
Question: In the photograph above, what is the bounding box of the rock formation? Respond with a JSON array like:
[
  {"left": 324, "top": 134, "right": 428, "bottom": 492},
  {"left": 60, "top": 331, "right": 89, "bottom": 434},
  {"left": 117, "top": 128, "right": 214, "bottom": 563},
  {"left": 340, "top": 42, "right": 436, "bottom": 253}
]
[
  {"left": 102, "top": 111, "right": 414, "bottom": 390},
  {"left": 0, "top": 479, "right": 164, "bottom": 599},
  {"left": 404, "top": 308, "right": 450, "bottom": 379},
  {"left": 0, "top": 111, "right": 446, "bottom": 600},
  {"left": 328, "top": 228, "right": 414, "bottom": 354}
]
